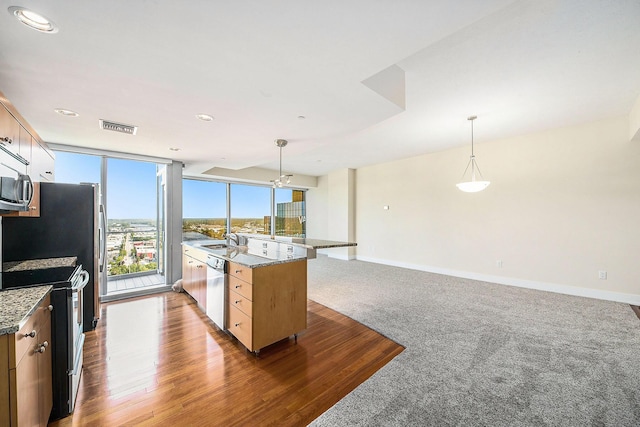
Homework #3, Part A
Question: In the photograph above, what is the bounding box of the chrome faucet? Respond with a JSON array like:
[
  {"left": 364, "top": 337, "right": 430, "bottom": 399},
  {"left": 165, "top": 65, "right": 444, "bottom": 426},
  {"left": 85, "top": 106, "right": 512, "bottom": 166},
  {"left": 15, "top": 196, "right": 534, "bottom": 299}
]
[{"left": 225, "top": 232, "right": 240, "bottom": 246}]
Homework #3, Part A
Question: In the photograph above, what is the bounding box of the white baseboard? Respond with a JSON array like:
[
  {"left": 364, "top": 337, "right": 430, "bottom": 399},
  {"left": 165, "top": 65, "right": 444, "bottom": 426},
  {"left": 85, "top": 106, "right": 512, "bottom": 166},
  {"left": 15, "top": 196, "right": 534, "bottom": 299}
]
[
  {"left": 355, "top": 255, "right": 640, "bottom": 306},
  {"left": 329, "top": 253, "right": 356, "bottom": 261}
]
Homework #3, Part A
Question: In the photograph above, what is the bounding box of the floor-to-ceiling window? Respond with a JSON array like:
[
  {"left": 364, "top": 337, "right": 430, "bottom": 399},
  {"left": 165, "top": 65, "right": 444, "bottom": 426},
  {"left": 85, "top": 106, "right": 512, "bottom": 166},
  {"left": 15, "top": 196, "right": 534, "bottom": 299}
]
[
  {"left": 183, "top": 179, "right": 227, "bottom": 240},
  {"left": 230, "top": 183, "right": 271, "bottom": 235},
  {"left": 275, "top": 188, "right": 306, "bottom": 237},
  {"left": 54, "top": 150, "right": 168, "bottom": 300},
  {"left": 105, "top": 158, "right": 160, "bottom": 277},
  {"left": 182, "top": 178, "right": 306, "bottom": 240}
]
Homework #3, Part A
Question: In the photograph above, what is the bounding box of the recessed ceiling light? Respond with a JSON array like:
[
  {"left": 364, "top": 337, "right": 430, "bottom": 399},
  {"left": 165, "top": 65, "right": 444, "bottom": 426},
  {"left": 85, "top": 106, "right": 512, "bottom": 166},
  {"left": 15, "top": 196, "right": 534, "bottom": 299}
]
[
  {"left": 54, "top": 108, "right": 79, "bottom": 117},
  {"left": 169, "top": 147, "right": 180, "bottom": 151},
  {"left": 8, "top": 7, "right": 58, "bottom": 33},
  {"left": 196, "top": 113, "right": 214, "bottom": 122}
]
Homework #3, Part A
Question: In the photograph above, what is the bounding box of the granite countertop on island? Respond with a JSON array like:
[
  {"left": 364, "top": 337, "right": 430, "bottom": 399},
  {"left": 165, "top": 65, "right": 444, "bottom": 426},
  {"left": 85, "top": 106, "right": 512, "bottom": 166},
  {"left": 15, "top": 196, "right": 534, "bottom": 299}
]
[
  {"left": 237, "top": 234, "right": 357, "bottom": 250},
  {"left": 183, "top": 240, "right": 306, "bottom": 268},
  {"left": 0, "top": 285, "right": 53, "bottom": 336}
]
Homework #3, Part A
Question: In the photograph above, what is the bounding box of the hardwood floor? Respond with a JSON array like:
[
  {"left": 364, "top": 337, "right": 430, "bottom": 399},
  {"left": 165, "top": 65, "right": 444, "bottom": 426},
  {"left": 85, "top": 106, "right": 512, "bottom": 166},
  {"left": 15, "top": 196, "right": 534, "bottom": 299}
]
[{"left": 48, "top": 292, "right": 403, "bottom": 426}]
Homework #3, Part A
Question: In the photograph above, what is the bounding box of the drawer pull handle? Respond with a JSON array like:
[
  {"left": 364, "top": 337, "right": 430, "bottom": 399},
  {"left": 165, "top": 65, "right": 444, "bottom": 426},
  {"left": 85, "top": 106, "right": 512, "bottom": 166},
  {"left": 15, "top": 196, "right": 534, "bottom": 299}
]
[
  {"left": 25, "top": 330, "right": 36, "bottom": 338},
  {"left": 235, "top": 285, "right": 241, "bottom": 289},
  {"left": 234, "top": 323, "right": 240, "bottom": 327},
  {"left": 235, "top": 300, "right": 241, "bottom": 304},
  {"left": 42, "top": 341, "right": 49, "bottom": 348},
  {"left": 35, "top": 345, "right": 46, "bottom": 354},
  {"left": 48, "top": 305, "right": 54, "bottom": 312},
  {"left": 235, "top": 270, "right": 241, "bottom": 274}
]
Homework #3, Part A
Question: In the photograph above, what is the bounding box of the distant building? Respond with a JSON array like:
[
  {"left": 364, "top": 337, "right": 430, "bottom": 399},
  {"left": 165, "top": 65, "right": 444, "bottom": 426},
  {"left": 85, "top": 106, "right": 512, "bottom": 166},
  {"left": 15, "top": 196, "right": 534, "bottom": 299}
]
[{"left": 265, "top": 190, "right": 306, "bottom": 237}]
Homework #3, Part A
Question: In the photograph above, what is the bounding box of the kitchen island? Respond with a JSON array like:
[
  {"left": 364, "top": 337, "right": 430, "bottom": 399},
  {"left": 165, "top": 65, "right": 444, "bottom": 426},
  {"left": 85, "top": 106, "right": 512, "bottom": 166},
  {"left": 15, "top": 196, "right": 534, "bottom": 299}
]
[{"left": 182, "top": 236, "right": 356, "bottom": 354}]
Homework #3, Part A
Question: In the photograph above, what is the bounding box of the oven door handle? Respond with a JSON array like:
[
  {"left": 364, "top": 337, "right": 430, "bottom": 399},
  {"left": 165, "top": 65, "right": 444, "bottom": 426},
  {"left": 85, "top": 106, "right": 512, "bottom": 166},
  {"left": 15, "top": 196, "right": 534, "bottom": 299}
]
[{"left": 73, "top": 270, "right": 90, "bottom": 291}]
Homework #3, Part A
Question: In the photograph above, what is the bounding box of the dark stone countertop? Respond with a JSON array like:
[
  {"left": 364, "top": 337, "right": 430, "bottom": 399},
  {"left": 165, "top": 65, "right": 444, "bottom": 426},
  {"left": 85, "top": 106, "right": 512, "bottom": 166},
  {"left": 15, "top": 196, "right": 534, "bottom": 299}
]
[{"left": 3, "top": 256, "right": 78, "bottom": 272}]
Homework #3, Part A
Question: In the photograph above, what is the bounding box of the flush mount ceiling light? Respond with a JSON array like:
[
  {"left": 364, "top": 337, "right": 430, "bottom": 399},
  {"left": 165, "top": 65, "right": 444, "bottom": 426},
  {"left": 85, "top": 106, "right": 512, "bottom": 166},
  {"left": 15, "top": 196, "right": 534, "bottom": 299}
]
[
  {"left": 8, "top": 6, "right": 58, "bottom": 33},
  {"left": 271, "top": 139, "right": 292, "bottom": 188},
  {"left": 196, "top": 113, "right": 214, "bottom": 122},
  {"left": 54, "top": 108, "right": 79, "bottom": 117},
  {"left": 456, "top": 115, "right": 490, "bottom": 193}
]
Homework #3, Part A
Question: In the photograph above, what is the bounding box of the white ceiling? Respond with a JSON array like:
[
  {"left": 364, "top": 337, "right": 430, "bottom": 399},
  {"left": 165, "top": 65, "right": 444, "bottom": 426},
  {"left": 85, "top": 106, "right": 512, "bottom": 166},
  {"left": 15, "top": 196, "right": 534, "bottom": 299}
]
[{"left": 1, "top": 0, "right": 639, "bottom": 179}]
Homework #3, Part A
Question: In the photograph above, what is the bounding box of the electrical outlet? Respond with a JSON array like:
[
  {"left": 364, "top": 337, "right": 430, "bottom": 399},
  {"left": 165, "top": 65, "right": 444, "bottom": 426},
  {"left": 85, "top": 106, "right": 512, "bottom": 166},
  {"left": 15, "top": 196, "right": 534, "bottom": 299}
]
[
  {"left": 496, "top": 260, "right": 503, "bottom": 268},
  {"left": 598, "top": 270, "right": 607, "bottom": 280}
]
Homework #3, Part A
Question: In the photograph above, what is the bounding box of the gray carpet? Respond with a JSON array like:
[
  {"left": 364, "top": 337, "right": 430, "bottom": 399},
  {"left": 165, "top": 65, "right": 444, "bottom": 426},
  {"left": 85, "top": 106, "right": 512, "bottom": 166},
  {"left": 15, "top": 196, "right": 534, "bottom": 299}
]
[{"left": 306, "top": 256, "right": 640, "bottom": 427}]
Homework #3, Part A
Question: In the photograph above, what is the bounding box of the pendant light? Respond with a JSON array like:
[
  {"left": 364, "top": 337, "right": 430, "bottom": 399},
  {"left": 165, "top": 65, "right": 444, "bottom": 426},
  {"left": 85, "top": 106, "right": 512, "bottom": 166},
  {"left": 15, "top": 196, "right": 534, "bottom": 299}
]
[
  {"left": 456, "top": 115, "right": 490, "bottom": 192},
  {"left": 271, "top": 139, "right": 292, "bottom": 188}
]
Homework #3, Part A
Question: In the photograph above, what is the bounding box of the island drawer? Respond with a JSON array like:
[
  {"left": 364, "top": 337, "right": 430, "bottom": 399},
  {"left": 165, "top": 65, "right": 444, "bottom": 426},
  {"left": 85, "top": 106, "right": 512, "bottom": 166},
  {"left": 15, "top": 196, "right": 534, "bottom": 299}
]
[
  {"left": 228, "top": 275, "right": 253, "bottom": 301},
  {"left": 228, "top": 261, "right": 253, "bottom": 283},
  {"left": 228, "top": 305, "right": 252, "bottom": 350},
  {"left": 228, "top": 289, "right": 252, "bottom": 317}
]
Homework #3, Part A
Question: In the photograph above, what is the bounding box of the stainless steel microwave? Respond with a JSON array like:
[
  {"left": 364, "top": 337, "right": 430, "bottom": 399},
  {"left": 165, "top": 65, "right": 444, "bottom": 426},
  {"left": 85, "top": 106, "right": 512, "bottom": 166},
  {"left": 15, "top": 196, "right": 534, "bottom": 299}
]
[{"left": 0, "top": 173, "right": 33, "bottom": 212}]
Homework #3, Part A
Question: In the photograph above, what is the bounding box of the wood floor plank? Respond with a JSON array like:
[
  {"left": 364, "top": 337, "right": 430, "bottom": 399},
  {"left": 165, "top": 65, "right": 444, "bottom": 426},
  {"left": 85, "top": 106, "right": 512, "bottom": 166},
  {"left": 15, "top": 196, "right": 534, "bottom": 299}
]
[{"left": 48, "top": 291, "right": 403, "bottom": 426}]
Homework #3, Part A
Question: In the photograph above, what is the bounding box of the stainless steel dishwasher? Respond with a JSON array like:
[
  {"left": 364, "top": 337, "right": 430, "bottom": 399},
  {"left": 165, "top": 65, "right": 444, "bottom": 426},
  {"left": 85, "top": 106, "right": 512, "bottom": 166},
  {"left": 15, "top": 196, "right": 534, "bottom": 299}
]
[{"left": 205, "top": 254, "right": 227, "bottom": 330}]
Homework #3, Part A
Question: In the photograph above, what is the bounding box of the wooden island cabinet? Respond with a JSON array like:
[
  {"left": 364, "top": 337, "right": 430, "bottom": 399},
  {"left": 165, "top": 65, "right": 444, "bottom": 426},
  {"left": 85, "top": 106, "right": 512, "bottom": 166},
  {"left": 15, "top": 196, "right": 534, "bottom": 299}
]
[
  {"left": 181, "top": 242, "right": 308, "bottom": 354},
  {"left": 227, "top": 259, "right": 307, "bottom": 353}
]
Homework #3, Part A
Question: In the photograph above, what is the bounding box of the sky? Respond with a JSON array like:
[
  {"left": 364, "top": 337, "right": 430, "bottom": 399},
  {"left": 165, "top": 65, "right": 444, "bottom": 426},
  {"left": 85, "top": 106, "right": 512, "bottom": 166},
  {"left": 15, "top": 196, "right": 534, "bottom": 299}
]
[{"left": 55, "top": 151, "right": 298, "bottom": 219}]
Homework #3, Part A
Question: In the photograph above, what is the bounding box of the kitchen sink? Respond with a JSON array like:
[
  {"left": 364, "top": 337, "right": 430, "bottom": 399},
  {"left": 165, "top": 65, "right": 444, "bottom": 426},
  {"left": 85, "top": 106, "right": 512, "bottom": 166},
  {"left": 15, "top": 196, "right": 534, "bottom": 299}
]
[{"left": 203, "top": 243, "right": 228, "bottom": 250}]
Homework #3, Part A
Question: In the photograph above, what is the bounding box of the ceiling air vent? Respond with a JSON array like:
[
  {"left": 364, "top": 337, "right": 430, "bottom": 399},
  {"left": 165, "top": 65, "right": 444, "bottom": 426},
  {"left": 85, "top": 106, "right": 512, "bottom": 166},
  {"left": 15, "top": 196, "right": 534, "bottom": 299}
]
[{"left": 99, "top": 119, "right": 137, "bottom": 135}]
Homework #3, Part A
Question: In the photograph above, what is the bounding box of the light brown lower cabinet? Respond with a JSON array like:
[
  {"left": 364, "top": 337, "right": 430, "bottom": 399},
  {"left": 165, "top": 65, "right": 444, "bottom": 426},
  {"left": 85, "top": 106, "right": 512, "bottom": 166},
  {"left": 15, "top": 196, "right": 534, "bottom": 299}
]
[
  {"left": 182, "top": 246, "right": 207, "bottom": 310},
  {"left": 227, "top": 259, "right": 307, "bottom": 353},
  {"left": 0, "top": 294, "right": 53, "bottom": 427}
]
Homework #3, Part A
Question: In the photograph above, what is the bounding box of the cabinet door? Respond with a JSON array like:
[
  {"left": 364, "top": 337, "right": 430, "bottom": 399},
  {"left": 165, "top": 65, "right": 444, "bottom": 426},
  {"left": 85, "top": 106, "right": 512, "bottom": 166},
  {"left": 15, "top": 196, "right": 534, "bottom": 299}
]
[
  {"left": 38, "top": 313, "right": 52, "bottom": 425},
  {"left": 14, "top": 346, "right": 40, "bottom": 427},
  {"left": 0, "top": 105, "right": 21, "bottom": 159},
  {"left": 29, "top": 139, "right": 55, "bottom": 182},
  {"left": 0, "top": 336, "right": 9, "bottom": 427},
  {"left": 0, "top": 106, "right": 27, "bottom": 177},
  {"left": 18, "top": 125, "right": 32, "bottom": 169},
  {"left": 194, "top": 260, "right": 207, "bottom": 309},
  {"left": 182, "top": 252, "right": 195, "bottom": 297}
]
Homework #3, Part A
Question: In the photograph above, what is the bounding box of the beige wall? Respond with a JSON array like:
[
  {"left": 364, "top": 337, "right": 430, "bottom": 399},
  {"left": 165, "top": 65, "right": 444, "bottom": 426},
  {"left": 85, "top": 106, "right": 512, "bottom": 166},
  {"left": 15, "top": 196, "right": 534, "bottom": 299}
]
[
  {"left": 307, "top": 170, "right": 356, "bottom": 259},
  {"left": 306, "top": 174, "right": 328, "bottom": 239},
  {"left": 309, "top": 115, "right": 640, "bottom": 304}
]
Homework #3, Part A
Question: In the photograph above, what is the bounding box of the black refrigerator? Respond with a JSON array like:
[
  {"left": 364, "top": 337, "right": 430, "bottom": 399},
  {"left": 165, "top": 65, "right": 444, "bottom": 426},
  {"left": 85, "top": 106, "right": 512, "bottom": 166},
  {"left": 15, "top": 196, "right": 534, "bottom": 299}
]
[{"left": 2, "top": 182, "right": 106, "bottom": 332}]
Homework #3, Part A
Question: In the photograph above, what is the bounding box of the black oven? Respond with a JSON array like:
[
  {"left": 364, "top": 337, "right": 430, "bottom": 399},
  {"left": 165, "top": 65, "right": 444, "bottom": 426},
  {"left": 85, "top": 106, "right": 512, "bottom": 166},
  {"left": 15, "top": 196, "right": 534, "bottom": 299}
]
[{"left": 0, "top": 263, "right": 89, "bottom": 420}]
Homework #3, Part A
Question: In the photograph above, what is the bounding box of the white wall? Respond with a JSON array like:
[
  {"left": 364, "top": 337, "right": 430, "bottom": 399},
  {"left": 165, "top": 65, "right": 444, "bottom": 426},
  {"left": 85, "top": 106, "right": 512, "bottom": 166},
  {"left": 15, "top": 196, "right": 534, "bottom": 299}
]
[
  {"left": 306, "top": 170, "right": 356, "bottom": 259},
  {"left": 306, "top": 174, "right": 328, "bottom": 239},
  {"left": 309, "top": 115, "right": 640, "bottom": 304}
]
